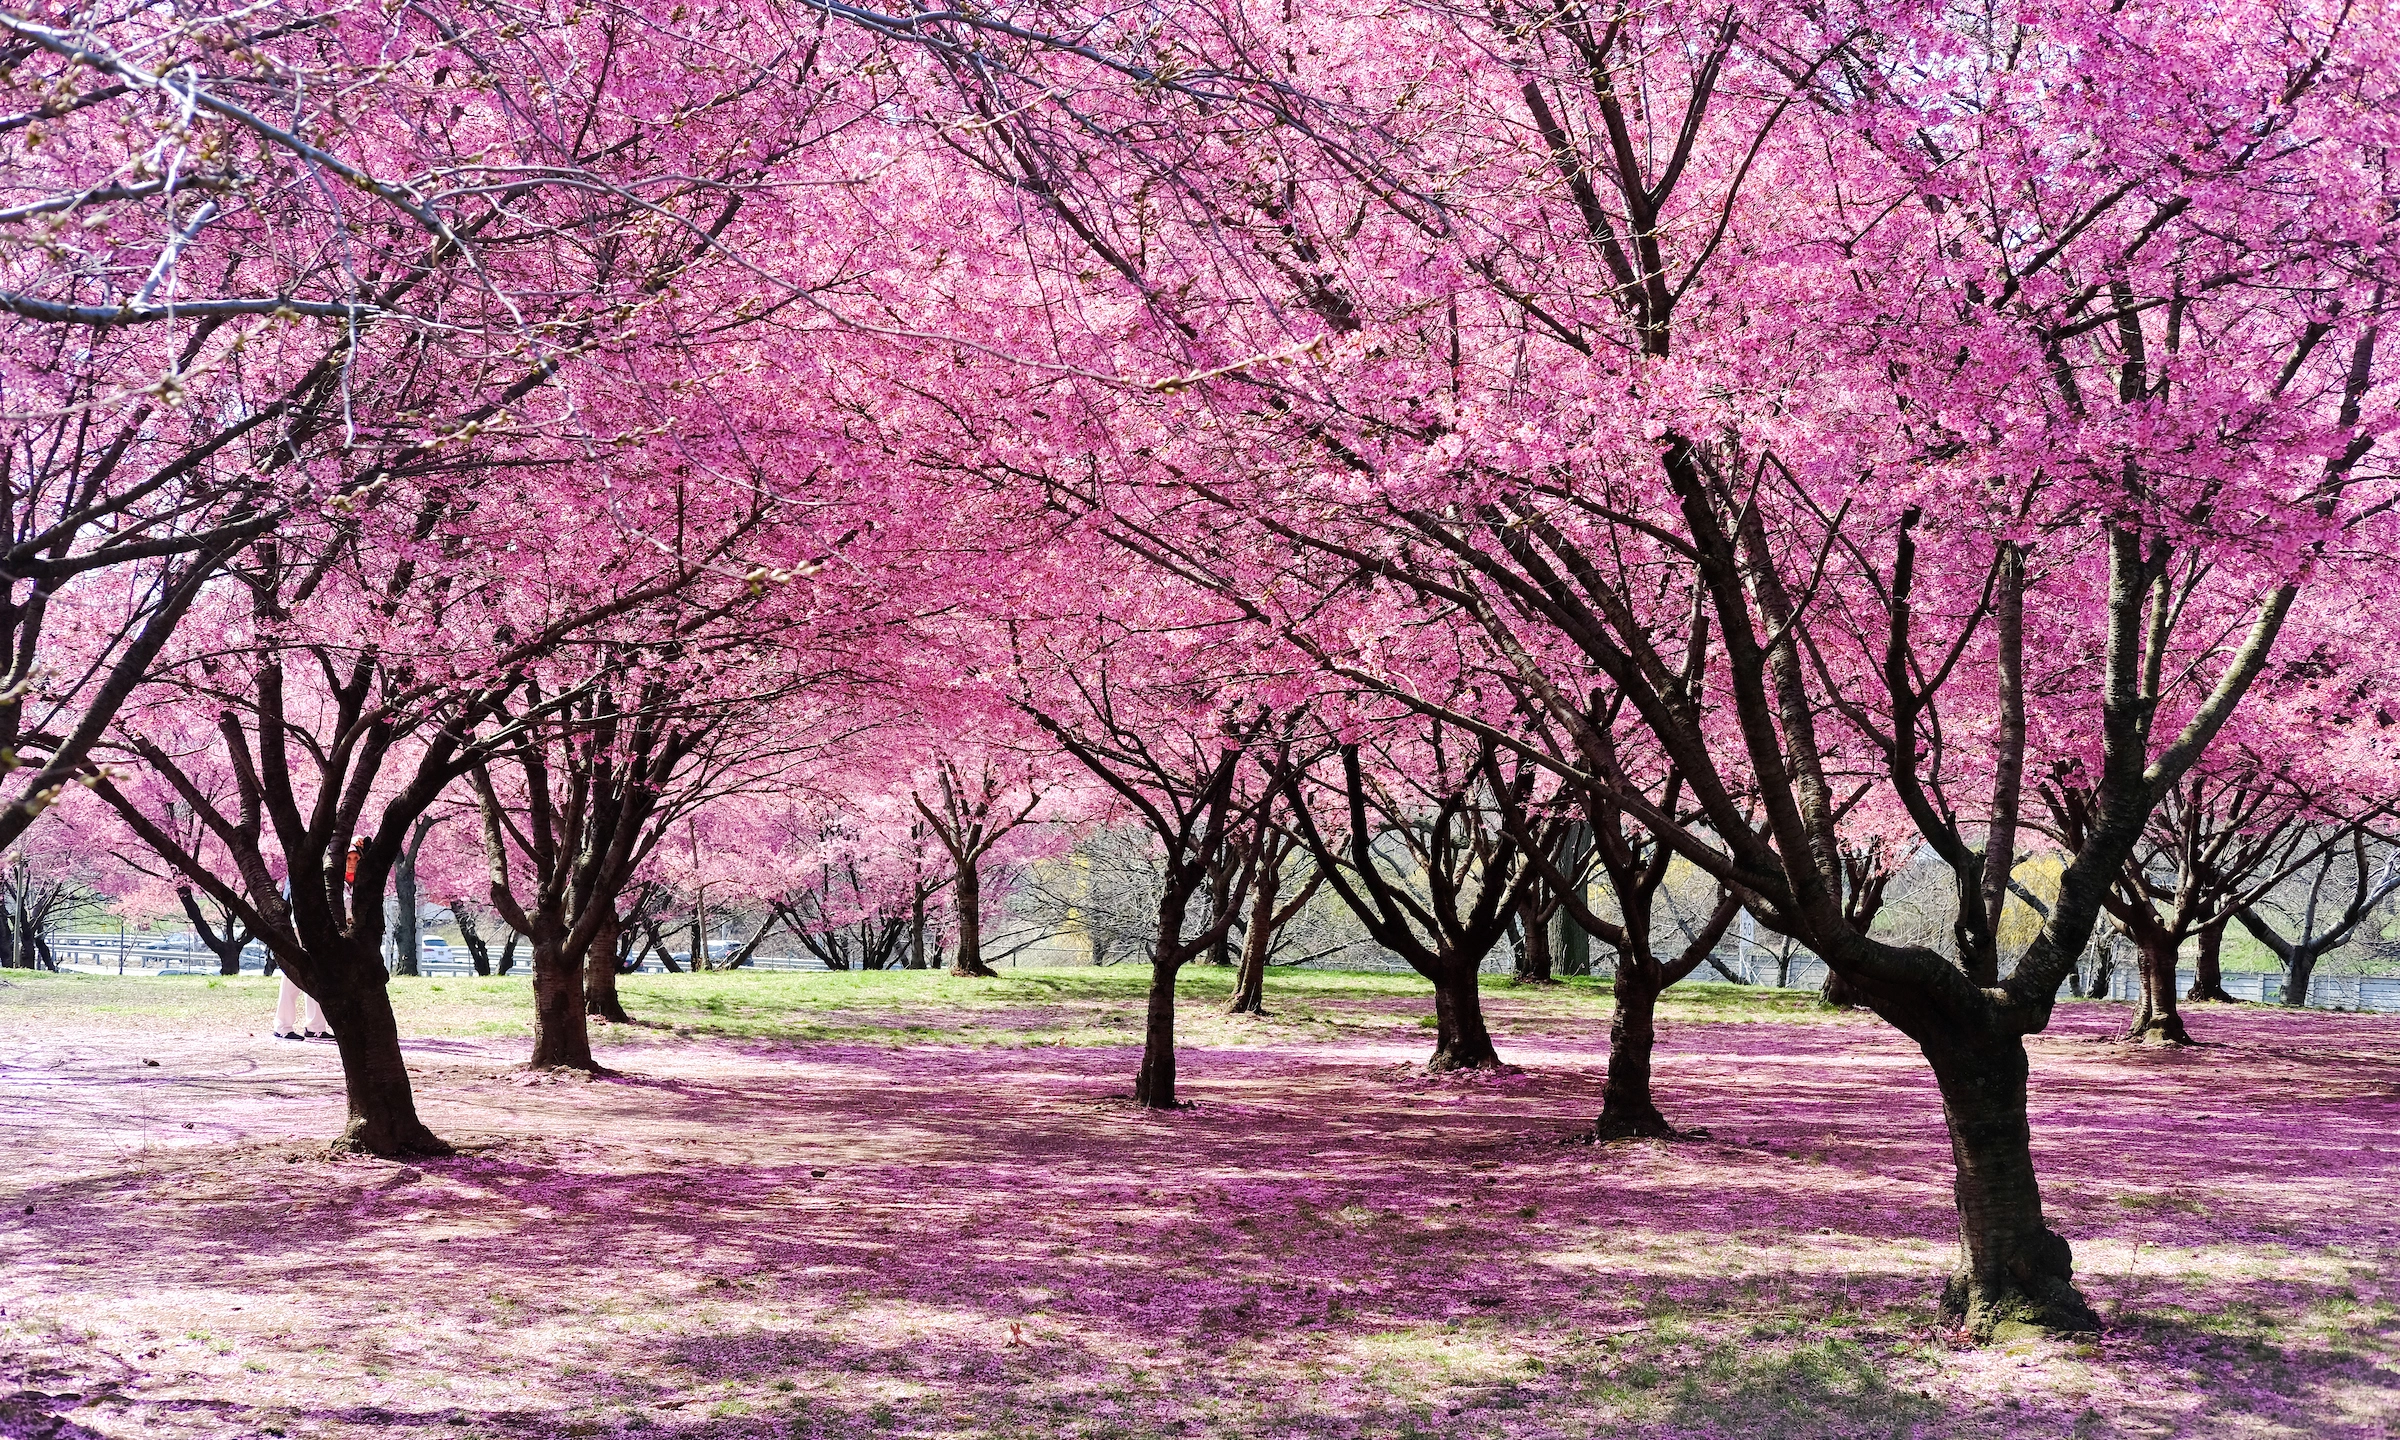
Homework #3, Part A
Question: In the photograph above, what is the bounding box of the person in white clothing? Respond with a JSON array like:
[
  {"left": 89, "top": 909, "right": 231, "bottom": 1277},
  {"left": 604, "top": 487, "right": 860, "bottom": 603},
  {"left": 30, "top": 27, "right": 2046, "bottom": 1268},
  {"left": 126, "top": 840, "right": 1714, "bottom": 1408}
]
[{"left": 274, "top": 973, "right": 332, "bottom": 1041}]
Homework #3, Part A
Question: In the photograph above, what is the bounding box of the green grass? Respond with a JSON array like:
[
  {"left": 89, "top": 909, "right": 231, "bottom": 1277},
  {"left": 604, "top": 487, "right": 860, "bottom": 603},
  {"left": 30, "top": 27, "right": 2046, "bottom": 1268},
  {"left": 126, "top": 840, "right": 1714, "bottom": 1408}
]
[{"left": 0, "top": 964, "right": 1848, "bottom": 1049}]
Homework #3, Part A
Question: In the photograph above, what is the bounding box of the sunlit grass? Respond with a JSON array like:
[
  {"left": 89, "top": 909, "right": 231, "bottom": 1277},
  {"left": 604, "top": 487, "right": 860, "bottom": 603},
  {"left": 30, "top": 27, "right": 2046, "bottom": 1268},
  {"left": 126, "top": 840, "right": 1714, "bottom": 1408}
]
[{"left": 0, "top": 964, "right": 1856, "bottom": 1050}]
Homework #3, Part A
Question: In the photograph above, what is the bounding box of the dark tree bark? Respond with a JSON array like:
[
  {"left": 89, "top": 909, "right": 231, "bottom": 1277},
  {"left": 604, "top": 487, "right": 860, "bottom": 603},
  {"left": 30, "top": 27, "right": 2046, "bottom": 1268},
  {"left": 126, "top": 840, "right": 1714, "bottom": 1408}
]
[
  {"left": 584, "top": 907, "right": 631, "bottom": 1022},
  {"left": 1496, "top": 680, "right": 1742, "bottom": 1137},
  {"left": 1227, "top": 908, "right": 1272, "bottom": 1014},
  {"left": 386, "top": 816, "right": 434, "bottom": 978},
  {"left": 471, "top": 673, "right": 706, "bottom": 1069},
  {"left": 715, "top": 911, "right": 781, "bottom": 970},
  {"left": 1513, "top": 888, "right": 1556, "bottom": 985},
  {"left": 1133, "top": 956, "right": 1183, "bottom": 1106},
  {"left": 455, "top": 903, "right": 494, "bottom": 976},
  {"left": 2085, "top": 941, "right": 2115, "bottom": 1002},
  {"left": 179, "top": 884, "right": 253, "bottom": 975},
  {"left": 1582, "top": 889, "right": 1738, "bottom": 1138},
  {"left": 1228, "top": 831, "right": 1319, "bottom": 1015},
  {"left": 2185, "top": 916, "right": 2234, "bottom": 1002},
  {"left": 1598, "top": 966, "right": 1669, "bottom": 1137},
  {"left": 915, "top": 760, "right": 1043, "bottom": 979},
  {"left": 949, "top": 862, "right": 997, "bottom": 977},
  {"left": 1558, "top": 915, "right": 1591, "bottom": 977},
  {"left": 313, "top": 952, "right": 451, "bottom": 1157},
  {"left": 2283, "top": 950, "right": 2319, "bottom": 1008},
  {"left": 1124, "top": 770, "right": 1259, "bottom": 1107},
  {"left": 527, "top": 933, "right": 595, "bottom": 1070},
  {"left": 1429, "top": 973, "right": 1501, "bottom": 1070},
  {"left": 1207, "top": 859, "right": 1236, "bottom": 968},
  {"left": 2234, "top": 827, "right": 2398, "bottom": 1010},
  {"left": 92, "top": 613, "right": 518, "bottom": 1156},
  {"left": 1021, "top": 686, "right": 1269, "bottom": 1111},
  {"left": 2070, "top": 772, "right": 2339, "bottom": 1042},
  {"left": 1284, "top": 736, "right": 1544, "bottom": 1074},
  {"left": 2124, "top": 929, "right": 2192, "bottom": 1044},
  {"left": 1927, "top": 1031, "right": 2102, "bottom": 1336},
  {"left": 908, "top": 883, "right": 930, "bottom": 970}
]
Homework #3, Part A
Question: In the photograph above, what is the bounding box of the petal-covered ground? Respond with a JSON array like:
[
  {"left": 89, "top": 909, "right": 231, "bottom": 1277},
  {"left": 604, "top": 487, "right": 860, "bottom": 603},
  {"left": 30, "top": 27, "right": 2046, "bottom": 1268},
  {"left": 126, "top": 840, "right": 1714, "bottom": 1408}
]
[{"left": 0, "top": 969, "right": 2393, "bottom": 1439}]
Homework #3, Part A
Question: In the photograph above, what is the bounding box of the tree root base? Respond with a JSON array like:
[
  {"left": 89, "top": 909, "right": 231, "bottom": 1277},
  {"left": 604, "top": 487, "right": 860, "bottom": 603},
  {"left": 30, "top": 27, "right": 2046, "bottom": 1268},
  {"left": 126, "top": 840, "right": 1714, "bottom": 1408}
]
[
  {"left": 949, "top": 962, "right": 1001, "bottom": 979},
  {"left": 329, "top": 1123, "right": 454, "bottom": 1159},
  {"left": 520, "top": 1060, "right": 617, "bottom": 1080},
  {"left": 1938, "top": 1239, "right": 2102, "bottom": 1341},
  {"left": 2184, "top": 985, "right": 2236, "bottom": 1004},
  {"left": 1590, "top": 1113, "right": 1687, "bottom": 1142},
  {"left": 1110, "top": 1091, "right": 1196, "bottom": 1111},
  {"left": 1425, "top": 1051, "right": 1506, "bottom": 1074}
]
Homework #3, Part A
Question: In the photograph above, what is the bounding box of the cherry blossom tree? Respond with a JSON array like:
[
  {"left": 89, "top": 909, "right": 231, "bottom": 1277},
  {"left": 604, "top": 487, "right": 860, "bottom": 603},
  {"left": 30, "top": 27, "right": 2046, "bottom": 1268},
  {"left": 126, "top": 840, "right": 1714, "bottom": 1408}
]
[
  {"left": 1281, "top": 715, "right": 1555, "bottom": 1071},
  {"left": 1009, "top": 616, "right": 1280, "bottom": 1107},
  {"left": 2238, "top": 827, "right": 2400, "bottom": 1007},
  {"left": 0, "top": 0, "right": 853, "bottom": 851},
  {"left": 912, "top": 754, "right": 1048, "bottom": 978},
  {"left": 830, "top": 0, "right": 2399, "bottom": 1339},
  {"left": 1224, "top": 824, "right": 1324, "bottom": 1015}
]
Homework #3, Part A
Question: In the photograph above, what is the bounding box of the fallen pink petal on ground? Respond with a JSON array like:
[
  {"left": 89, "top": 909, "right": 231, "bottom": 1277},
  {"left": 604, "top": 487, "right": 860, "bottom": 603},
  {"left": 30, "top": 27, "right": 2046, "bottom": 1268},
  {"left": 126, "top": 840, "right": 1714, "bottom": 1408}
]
[{"left": 1, "top": 974, "right": 2394, "bottom": 1439}]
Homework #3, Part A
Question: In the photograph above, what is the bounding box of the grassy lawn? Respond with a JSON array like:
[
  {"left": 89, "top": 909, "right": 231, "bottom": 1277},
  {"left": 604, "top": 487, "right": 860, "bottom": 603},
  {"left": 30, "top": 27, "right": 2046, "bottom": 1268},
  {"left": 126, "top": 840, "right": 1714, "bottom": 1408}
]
[{"left": 0, "top": 964, "right": 1842, "bottom": 1049}]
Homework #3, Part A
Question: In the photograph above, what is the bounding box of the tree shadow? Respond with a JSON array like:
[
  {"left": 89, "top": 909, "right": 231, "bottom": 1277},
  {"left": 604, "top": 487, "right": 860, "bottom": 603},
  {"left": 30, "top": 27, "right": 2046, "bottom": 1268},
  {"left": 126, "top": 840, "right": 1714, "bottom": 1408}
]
[{"left": 2, "top": 1005, "right": 2394, "bottom": 1439}]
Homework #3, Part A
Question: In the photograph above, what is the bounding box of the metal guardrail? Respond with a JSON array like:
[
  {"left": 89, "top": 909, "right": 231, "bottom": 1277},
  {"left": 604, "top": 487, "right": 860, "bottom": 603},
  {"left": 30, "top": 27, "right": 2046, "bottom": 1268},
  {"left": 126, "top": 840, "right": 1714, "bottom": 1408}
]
[{"left": 2092, "top": 965, "right": 2399, "bottom": 1011}]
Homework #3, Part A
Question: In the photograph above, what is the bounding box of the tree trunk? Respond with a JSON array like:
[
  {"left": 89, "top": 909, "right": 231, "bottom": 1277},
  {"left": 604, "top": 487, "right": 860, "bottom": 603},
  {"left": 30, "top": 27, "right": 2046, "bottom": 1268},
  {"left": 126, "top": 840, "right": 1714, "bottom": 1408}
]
[
  {"left": 2283, "top": 948, "right": 2319, "bottom": 1008},
  {"left": 2185, "top": 918, "right": 2234, "bottom": 1003},
  {"left": 1133, "top": 956, "right": 1185, "bottom": 1108},
  {"left": 497, "top": 931, "right": 520, "bottom": 976},
  {"left": 1227, "top": 938, "right": 1267, "bottom": 1014},
  {"left": 1428, "top": 967, "right": 1502, "bottom": 1071},
  {"left": 1594, "top": 962, "right": 1673, "bottom": 1139},
  {"left": 949, "top": 862, "right": 997, "bottom": 977},
  {"left": 642, "top": 918, "right": 675, "bottom": 974},
  {"left": 178, "top": 886, "right": 248, "bottom": 975},
  {"left": 584, "top": 908, "right": 631, "bottom": 1022},
  {"left": 528, "top": 936, "right": 598, "bottom": 1071},
  {"left": 389, "top": 849, "right": 421, "bottom": 978},
  {"left": 309, "top": 956, "right": 450, "bottom": 1157},
  {"left": 456, "top": 907, "right": 493, "bottom": 976},
  {"left": 1227, "top": 866, "right": 1279, "bottom": 1015},
  {"left": 2125, "top": 932, "right": 2192, "bottom": 1043},
  {"left": 1558, "top": 911, "right": 1590, "bottom": 978},
  {"left": 1822, "top": 967, "right": 1866, "bottom": 1007},
  {"left": 1207, "top": 863, "right": 1235, "bottom": 968},
  {"left": 1926, "top": 1035, "right": 2099, "bottom": 1338},
  {"left": 2086, "top": 943, "right": 2114, "bottom": 1003},
  {"left": 908, "top": 889, "right": 929, "bottom": 969},
  {"left": 1515, "top": 900, "right": 1555, "bottom": 984}
]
